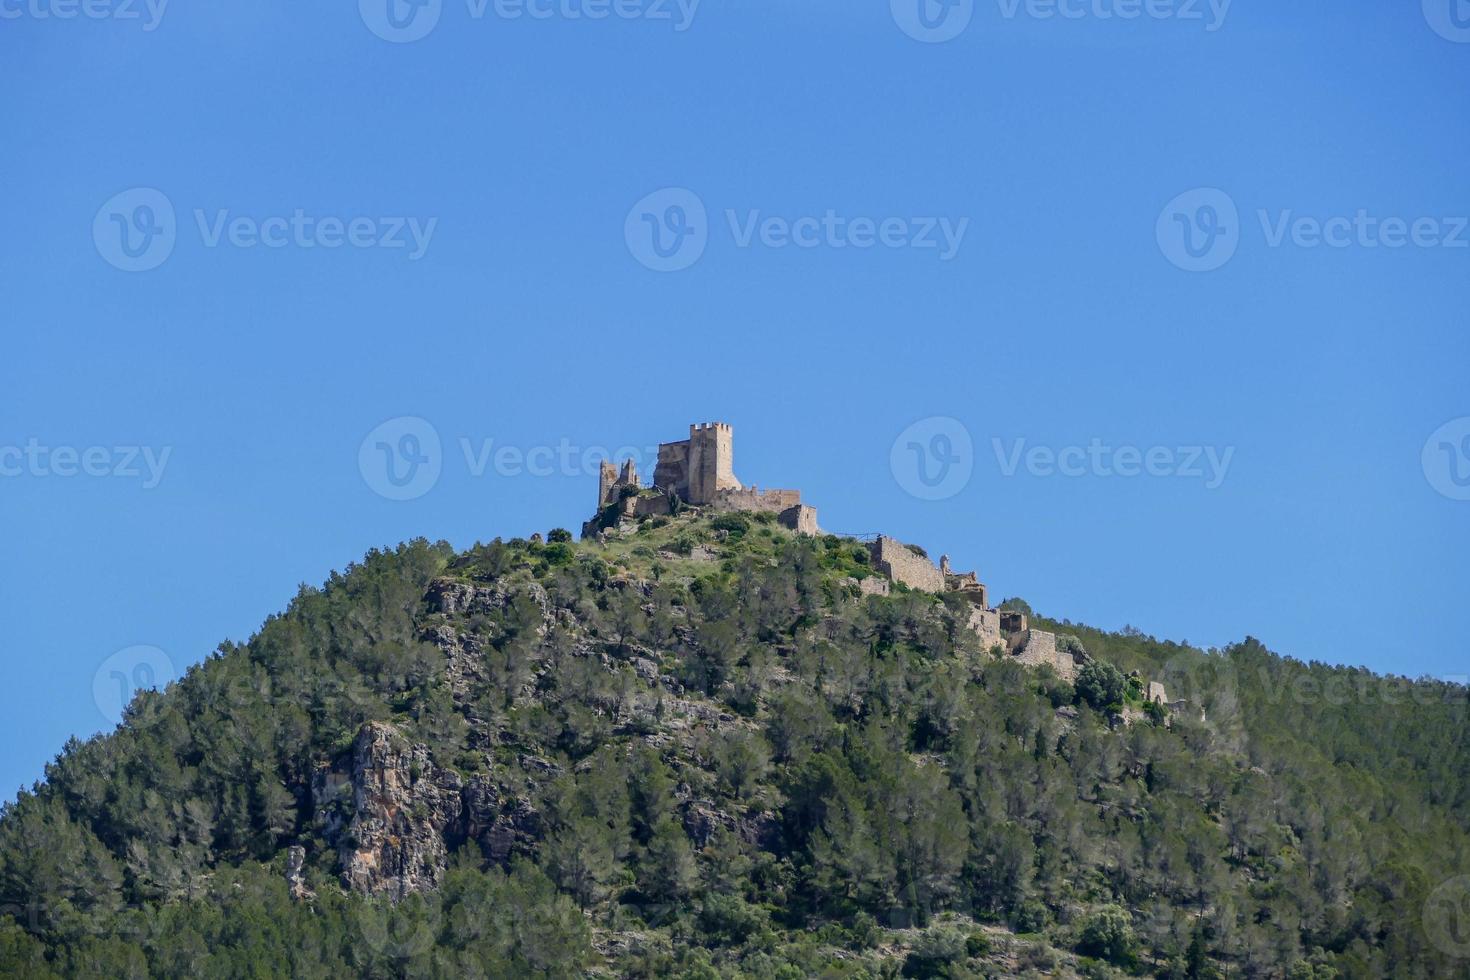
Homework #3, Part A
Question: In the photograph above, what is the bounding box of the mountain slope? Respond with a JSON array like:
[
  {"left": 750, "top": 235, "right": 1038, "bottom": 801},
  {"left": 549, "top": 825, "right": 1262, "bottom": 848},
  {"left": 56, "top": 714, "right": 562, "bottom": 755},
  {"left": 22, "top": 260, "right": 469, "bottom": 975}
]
[{"left": 2, "top": 513, "right": 1467, "bottom": 978}]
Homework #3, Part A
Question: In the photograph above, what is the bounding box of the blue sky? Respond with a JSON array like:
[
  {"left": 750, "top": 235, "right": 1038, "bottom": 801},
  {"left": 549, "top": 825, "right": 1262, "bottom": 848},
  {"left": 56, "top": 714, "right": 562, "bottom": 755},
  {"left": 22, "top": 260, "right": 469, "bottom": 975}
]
[{"left": 2, "top": 1, "right": 1467, "bottom": 797}]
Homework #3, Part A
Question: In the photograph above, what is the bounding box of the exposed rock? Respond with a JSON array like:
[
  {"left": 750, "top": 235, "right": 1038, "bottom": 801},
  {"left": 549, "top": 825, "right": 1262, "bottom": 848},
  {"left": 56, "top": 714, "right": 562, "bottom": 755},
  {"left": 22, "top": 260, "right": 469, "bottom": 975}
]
[
  {"left": 737, "top": 811, "right": 782, "bottom": 851},
  {"left": 313, "top": 722, "right": 464, "bottom": 900},
  {"left": 463, "top": 776, "right": 542, "bottom": 864},
  {"left": 425, "top": 577, "right": 549, "bottom": 623},
  {"left": 285, "top": 844, "right": 313, "bottom": 900},
  {"left": 421, "top": 623, "right": 487, "bottom": 703},
  {"left": 682, "top": 801, "right": 736, "bottom": 847}
]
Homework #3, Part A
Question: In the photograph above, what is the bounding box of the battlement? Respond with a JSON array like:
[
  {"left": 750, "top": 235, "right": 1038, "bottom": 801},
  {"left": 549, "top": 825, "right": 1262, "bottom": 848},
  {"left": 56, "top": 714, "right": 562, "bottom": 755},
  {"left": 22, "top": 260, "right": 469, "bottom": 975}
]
[{"left": 589, "top": 421, "right": 817, "bottom": 536}]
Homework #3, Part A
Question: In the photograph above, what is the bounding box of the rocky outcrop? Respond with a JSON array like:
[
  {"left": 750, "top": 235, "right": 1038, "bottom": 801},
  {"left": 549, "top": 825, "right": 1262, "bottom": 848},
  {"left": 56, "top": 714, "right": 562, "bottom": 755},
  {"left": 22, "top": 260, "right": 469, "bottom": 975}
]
[
  {"left": 420, "top": 623, "right": 487, "bottom": 703},
  {"left": 284, "top": 845, "right": 313, "bottom": 900},
  {"left": 425, "top": 577, "right": 549, "bottom": 621},
  {"left": 313, "top": 722, "right": 464, "bottom": 900},
  {"left": 462, "top": 776, "right": 543, "bottom": 865}
]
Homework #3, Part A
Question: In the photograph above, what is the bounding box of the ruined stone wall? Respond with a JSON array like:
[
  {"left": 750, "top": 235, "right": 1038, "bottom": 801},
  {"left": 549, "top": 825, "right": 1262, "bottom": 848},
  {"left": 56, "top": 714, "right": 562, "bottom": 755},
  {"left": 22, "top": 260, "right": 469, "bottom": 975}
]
[
  {"left": 709, "top": 486, "right": 802, "bottom": 515},
  {"left": 967, "top": 607, "right": 1002, "bottom": 650},
  {"left": 599, "top": 460, "right": 617, "bottom": 507},
  {"left": 869, "top": 536, "right": 945, "bottom": 593},
  {"left": 1015, "top": 629, "right": 1077, "bottom": 680},
  {"left": 598, "top": 458, "right": 640, "bottom": 507},
  {"left": 653, "top": 440, "right": 691, "bottom": 498},
  {"left": 1147, "top": 682, "right": 1167, "bottom": 705},
  {"left": 779, "top": 504, "right": 819, "bottom": 535}
]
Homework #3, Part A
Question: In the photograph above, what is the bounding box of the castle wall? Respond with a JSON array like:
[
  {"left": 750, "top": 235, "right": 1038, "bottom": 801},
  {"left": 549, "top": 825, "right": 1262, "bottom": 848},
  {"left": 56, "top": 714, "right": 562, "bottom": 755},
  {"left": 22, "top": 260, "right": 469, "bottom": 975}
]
[
  {"left": 1015, "top": 629, "right": 1074, "bottom": 679},
  {"left": 778, "top": 503, "right": 819, "bottom": 535},
  {"left": 869, "top": 536, "right": 945, "bottom": 593},
  {"left": 1146, "top": 682, "right": 1167, "bottom": 705},
  {"left": 687, "top": 422, "right": 740, "bottom": 504},
  {"left": 599, "top": 460, "right": 617, "bottom": 507},
  {"left": 654, "top": 440, "right": 691, "bottom": 498},
  {"left": 967, "top": 606, "right": 1002, "bottom": 649},
  {"left": 598, "top": 458, "right": 641, "bottom": 508},
  {"left": 709, "top": 486, "right": 802, "bottom": 514}
]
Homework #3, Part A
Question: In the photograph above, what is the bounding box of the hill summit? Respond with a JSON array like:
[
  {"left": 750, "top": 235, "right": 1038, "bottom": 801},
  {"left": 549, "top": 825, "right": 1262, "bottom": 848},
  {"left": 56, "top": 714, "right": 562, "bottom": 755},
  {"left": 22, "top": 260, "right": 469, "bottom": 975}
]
[{"left": 1, "top": 424, "right": 1468, "bottom": 978}]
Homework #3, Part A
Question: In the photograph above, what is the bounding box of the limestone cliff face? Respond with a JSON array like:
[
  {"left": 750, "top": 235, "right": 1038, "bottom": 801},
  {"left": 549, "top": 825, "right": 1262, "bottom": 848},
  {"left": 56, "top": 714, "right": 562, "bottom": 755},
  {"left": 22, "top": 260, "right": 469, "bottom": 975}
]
[{"left": 313, "top": 722, "right": 464, "bottom": 900}]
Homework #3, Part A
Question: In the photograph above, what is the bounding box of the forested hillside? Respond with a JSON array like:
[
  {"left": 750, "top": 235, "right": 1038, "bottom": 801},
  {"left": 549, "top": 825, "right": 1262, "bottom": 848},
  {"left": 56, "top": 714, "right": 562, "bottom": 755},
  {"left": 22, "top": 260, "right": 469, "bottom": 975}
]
[{"left": 2, "top": 513, "right": 1467, "bottom": 978}]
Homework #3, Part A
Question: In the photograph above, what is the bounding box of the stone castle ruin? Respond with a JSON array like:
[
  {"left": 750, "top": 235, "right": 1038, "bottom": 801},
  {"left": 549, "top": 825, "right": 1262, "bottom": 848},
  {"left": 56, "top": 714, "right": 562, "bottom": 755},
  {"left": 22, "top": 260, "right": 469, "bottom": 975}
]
[
  {"left": 586, "top": 421, "right": 1169, "bottom": 704},
  {"left": 586, "top": 422, "right": 818, "bottom": 537}
]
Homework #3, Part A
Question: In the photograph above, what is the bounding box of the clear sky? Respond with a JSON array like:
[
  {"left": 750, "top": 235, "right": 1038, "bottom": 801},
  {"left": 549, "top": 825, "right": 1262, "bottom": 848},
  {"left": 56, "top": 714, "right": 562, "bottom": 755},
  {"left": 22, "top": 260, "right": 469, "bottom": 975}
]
[{"left": 2, "top": 1, "right": 1467, "bottom": 798}]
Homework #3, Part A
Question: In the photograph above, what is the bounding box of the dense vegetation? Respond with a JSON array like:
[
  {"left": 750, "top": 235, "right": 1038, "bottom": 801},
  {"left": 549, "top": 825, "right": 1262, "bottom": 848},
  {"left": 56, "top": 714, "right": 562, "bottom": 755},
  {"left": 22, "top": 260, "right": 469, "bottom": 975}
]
[{"left": 2, "top": 513, "right": 1467, "bottom": 978}]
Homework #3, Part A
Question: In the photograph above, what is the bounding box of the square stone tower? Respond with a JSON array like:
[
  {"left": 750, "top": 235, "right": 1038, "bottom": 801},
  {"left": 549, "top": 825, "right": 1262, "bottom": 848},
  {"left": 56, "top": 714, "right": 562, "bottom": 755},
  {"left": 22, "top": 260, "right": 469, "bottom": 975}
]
[{"left": 686, "top": 422, "right": 741, "bottom": 504}]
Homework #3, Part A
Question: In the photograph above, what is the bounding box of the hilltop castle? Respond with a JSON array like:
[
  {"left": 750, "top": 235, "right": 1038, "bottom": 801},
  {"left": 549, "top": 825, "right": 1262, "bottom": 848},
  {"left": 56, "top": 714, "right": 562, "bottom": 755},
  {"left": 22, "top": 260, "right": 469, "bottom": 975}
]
[
  {"left": 584, "top": 421, "right": 1167, "bottom": 700},
  {"left": 586, "top": 422, "right": 819, "bottom": 537}
]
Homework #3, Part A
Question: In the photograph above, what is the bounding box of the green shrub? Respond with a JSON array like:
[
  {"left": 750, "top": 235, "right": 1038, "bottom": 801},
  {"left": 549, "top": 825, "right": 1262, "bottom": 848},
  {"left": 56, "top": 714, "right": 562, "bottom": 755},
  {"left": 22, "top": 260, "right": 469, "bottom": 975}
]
[
  {"left": 902, "top": 925, "right": 967, "bottom": 978},
  {"left": 547, "top": 528, "right": 573, "bottom": 543},
  {"left": 542, "top": 543, "right": 575, "bottom": 566},
  {"left": 710, "top": 513, "right": 751, "bottom": 536},
  {"left": 1075, "top": 660, "right": 1127, "bottom": 712},
  {"left": 1075, "top": 906, "right": 1137, "bottom": 967}
]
